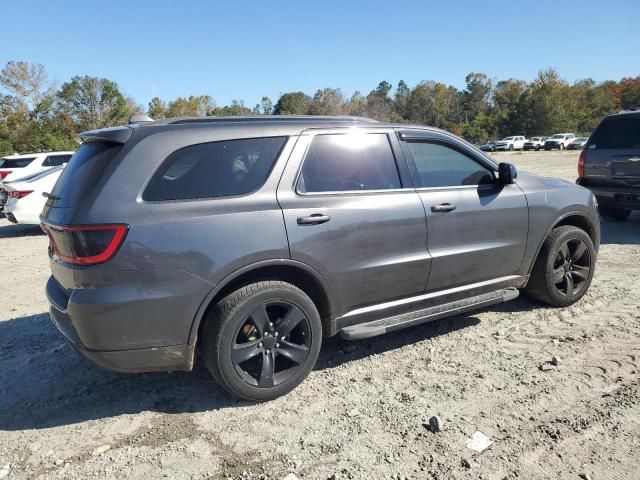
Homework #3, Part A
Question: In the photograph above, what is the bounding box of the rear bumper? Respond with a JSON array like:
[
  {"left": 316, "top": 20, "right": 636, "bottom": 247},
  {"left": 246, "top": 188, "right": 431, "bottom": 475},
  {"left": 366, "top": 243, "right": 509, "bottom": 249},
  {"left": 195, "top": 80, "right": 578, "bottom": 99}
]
[
  {"left": 46, "top": 275, "right": 195, "bottom": 373},
  {"left": 576, "top": 179, "right": 640, "bottom": 210}
]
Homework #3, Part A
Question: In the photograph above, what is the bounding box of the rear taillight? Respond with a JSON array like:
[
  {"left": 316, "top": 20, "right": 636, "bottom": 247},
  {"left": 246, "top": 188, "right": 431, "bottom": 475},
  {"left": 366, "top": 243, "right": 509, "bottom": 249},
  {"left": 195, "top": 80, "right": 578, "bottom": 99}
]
[
  {"left": 8, "top": 190, "right": 33, "bottom": 199},
  {"left": 41, "top": 223, "right": 128, "bottom": 265},
  {"left": 0, "top": 170, "right": 11, "bottom": 179},
  {"left": 578, "top": 150, "right": 586, "bottom": 178}
]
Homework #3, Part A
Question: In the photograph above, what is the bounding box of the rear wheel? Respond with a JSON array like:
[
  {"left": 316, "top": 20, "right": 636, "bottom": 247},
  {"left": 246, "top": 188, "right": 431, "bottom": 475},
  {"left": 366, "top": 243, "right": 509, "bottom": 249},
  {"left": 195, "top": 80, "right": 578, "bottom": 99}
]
[
  {"left": 508, "top": 144, "right": 514, "bottom": 151},
  {"left": 526, "top": 225, "right": 595, "bottom": 307},
  {"left": 598, "top": 204, "right": 631, "bottom": 222},
  {"left": 201, "top": 281, "right": 322, "bottom": 401}
]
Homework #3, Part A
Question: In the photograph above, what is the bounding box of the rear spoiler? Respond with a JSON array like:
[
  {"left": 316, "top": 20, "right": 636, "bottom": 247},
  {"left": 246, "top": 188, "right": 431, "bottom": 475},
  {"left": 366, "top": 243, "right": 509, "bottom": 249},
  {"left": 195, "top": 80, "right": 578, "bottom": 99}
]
[{"left": 79, "top": 126, "right": 134, "bottom": 144}]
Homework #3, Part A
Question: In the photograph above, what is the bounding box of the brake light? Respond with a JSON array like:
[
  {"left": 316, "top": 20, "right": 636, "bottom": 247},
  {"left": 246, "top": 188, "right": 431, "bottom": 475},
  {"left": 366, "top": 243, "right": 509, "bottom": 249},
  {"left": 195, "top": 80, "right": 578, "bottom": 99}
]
[
  {"left": 8, "top": 190, "right": 33, "bottom": 199},
  {"left": 0, "top": 170, "right": 11, "bottom": 179},
  {"left": 41, "top": 223, "right": 128, "bottom": 265},
  {"left": 578, "top": 150, "right": 586, "bottom": 178}
]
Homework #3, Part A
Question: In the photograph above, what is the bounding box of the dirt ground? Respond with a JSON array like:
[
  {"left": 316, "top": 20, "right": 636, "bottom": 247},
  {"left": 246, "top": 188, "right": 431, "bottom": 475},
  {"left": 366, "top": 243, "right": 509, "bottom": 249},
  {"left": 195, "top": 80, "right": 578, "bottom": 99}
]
[{"left": 0, "top": 151, "right": 638, "bottom": 480}]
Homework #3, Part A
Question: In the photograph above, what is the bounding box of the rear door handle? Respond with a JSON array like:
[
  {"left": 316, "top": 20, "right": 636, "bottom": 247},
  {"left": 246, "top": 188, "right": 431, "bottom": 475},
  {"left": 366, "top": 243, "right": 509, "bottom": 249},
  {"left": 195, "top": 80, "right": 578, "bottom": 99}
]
[
  {"left": 297, "top": 214, "right": 331, "bottom": 225},
  {"left": 431, "top": 203, "right": 457, "bottom": 213}
]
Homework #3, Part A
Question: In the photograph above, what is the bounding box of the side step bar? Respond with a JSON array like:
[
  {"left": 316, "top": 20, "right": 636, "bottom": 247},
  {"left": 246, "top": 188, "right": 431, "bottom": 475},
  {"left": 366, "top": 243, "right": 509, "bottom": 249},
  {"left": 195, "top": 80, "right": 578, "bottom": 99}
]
[{"left": 339, "top": 288, "right": 519, "bottom": 340}]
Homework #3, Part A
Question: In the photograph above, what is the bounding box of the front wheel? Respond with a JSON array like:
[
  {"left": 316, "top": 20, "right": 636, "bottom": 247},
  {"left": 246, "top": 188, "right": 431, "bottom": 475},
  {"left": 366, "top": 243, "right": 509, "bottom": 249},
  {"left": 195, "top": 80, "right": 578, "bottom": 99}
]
[
  {"left": 526, "top": 225, "right": 596, "bottom": 307},
  {"left": 559, "top": 143, "right": 565, "bottom": 150},
  {"left": 201, "top": 281, "right": 322, "bottom": 401},
  {"left": 598, "top": 204, "right": 631, "bottom": 222},
  {"left": 508, "top": 144, "right": 514, "bottom": 151}
]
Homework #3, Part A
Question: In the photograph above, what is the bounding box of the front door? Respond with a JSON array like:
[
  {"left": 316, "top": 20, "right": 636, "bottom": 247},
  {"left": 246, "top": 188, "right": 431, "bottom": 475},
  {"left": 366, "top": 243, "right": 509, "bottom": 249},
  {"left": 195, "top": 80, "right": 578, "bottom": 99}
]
[
  {"left": 277, "top": 129, "right": 430, "bottom": 317},
  {"left": 398, "top": 131, "right": 528, "bottom": 292}
]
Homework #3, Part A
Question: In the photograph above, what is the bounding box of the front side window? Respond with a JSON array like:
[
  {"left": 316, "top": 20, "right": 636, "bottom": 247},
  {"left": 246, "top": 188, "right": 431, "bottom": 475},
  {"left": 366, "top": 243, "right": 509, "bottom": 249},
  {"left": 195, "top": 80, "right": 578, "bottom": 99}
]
[
  {"left": 144, "top": 137, "right": 286, "bottom": 201},
  {"left": 297, "top": 133, "right": 401, "bottom": 193},
  {"left": 405, "top": 141, "right": 494, "bottom": 188},
  {"left": 43, "top": 154, "right": 72, "bottom": 167}
]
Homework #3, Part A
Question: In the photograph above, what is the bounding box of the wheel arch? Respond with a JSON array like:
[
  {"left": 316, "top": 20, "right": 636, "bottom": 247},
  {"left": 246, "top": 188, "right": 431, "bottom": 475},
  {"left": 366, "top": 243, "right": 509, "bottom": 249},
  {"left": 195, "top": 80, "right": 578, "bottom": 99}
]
[
  {"left": 525, "top": 210, "right": 600, "bottom": 279},
  {"left": 188, "top": 260, "right": 337, "bottom": 349}
]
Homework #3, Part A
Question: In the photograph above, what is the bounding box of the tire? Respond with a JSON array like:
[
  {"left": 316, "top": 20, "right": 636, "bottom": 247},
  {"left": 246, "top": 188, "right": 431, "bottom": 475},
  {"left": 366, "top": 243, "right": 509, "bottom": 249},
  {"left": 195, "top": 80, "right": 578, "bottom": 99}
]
[
  {"left": 526, "top": 225, "right": 596, "bottom": 307},
  {"left": 508, "top": 144, "right": 514, "bottom": 151},
  {"left": 535, "top": 146, "right": 540, "bottom": 151},
  {"left": 559, "top": 143, "right": 564, "bottom": 151},
  {"left": 201, "top": 281, "right": 322, "bottom": 401},
  {"left": 598, "top": 204, "right": 631, "bottom": 222}
]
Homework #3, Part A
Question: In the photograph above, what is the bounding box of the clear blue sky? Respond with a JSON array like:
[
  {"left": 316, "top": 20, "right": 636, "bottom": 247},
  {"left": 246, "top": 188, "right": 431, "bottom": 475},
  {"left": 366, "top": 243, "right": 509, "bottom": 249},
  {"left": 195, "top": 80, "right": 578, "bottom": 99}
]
[{"left": 2, "top": 0, "right": 638, "bottom": 108}]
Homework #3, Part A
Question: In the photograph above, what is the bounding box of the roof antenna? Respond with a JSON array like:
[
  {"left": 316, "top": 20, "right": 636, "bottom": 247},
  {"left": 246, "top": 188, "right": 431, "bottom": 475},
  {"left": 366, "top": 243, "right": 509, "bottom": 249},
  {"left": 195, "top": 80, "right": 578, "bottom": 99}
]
[{"left": 128, "top": 114, "right": 154, "bottom": 124}]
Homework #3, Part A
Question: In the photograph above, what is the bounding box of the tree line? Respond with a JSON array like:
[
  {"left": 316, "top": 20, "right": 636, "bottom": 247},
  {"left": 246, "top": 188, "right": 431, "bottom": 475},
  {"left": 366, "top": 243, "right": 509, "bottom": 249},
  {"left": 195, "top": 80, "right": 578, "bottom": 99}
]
[{"left": 1, "top": 60, "right": 638, "bottom": 155}]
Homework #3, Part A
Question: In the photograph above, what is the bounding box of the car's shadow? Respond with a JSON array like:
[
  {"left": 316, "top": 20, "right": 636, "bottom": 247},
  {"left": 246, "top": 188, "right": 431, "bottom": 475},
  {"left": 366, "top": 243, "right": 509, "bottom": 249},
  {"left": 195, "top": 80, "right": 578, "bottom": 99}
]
[
  {"left": 600, "top": 211, "right": 640, "bottom": 245},
  {"left": 0, "top": 308, "right": 489, "bottom": 431},
  {"left": 0, "top": 221, "right": 44, "bottom": 238}
]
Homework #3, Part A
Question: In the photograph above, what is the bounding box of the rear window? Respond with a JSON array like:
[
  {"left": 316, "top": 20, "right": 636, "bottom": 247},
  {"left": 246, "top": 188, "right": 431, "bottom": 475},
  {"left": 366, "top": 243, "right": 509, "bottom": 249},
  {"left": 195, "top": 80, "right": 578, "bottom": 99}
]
[
  {"left": 589, "top": 117, "right": 640, "bottom": 149},
  {"left": 143, "top": 137, "right": 287, "bottom": 201},
  {"left": 49, "top": 143, "right": 122, "bottom": 208},
  {"left": 0, "top": 157, "right": 36, "bottom": 169}
]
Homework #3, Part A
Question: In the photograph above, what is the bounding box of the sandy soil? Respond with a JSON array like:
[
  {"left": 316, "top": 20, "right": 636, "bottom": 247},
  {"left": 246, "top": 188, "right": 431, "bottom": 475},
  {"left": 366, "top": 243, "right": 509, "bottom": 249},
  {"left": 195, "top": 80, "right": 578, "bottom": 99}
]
[{"left": 0, "top": 151, "right": 638, "bottom": 480}]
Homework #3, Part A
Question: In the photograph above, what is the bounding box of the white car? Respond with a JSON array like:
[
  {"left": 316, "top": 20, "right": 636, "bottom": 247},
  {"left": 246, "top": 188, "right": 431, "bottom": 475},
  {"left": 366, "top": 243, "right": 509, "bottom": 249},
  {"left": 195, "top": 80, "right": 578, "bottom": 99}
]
[
  {"left": 544, "top": 133, "right": 576, "bottom": 150},
  {"left": 0, "top": 151, "right": 74, "bottom": 182},
  {"left": 4, "top": 166, "right": 64, "bottom": 225},
  {"left": 494, "top": 136, "right": 527, "bottom": 151}
]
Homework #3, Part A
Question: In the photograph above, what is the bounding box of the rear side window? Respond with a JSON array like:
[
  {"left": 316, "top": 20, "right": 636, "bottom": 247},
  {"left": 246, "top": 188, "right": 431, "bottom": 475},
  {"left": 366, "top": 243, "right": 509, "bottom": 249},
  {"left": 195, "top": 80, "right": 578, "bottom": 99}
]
[
  {"left": 49, "top": 143, "right": 122, "bottom": 208},
  {"left": 589, "top": 117, "right": 640, "bottom": 149},
  {"left": 405, "top": 142, "right": 493, "bottom": 188},
  {"left": 0, "top": 157, "right": 36, "bottom": 169},
  {"left": 143, "top": 137, "right": 287, "bottom": 201},
  {"left": 43, "top": 154, "right": 72, "bottom": 167},
  {"left": 298, "top": 133, "right": 401, "bottom": 193}
]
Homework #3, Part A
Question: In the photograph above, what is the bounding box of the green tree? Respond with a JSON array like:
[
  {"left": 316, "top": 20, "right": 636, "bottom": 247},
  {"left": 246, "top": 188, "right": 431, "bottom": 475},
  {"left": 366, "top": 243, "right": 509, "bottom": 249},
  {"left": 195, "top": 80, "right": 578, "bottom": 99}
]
[
  {"left": 308, "top": 88, "right": 345, "bottom": 115},
  {"left": 57, "top": 75, "right": 133, "bottom": 131},
  {"left": 147, "top": 97, "right": 166, "bottom": 119},
  {"left": 615, "top": 76, "right": 640, "bottom": 110},
  {"left": 210, "top": 100, "right": 252, "bottom": 116},
  {"left": 273, "top": 91, "right": 311, "bottom": 115},
  {"left": 260, "top": 96, "right": 273, "bottom": 115}
]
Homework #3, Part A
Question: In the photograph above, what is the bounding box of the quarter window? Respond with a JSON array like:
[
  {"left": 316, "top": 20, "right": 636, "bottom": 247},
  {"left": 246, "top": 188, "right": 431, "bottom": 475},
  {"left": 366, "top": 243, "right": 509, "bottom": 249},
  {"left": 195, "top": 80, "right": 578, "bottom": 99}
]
[
  {"left": 43, "top": 154, "right": 72, "bottom": 167},
  {"left": 143, "top": 137, "right": 287, "bottom": 201},
  {"left": 405, "top": 142, "right": 494, "bottom": 188},
  {"left": 298, "top": 133, "right": 401, "bottom": 193}
]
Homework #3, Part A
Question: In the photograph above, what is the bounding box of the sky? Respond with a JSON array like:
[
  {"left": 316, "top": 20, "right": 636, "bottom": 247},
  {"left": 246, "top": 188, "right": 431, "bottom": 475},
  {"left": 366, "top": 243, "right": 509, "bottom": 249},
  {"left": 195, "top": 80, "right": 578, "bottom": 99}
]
[{"left": 2, "top": 0, "right": 639, "bottom": 109}]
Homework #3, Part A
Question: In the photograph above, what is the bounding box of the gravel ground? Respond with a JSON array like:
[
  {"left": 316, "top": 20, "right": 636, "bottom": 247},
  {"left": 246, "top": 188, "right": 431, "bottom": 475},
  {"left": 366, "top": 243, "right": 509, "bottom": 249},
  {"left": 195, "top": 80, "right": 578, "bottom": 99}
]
[{"left": 0, "top": 151, "right": 639, "bottom": 480}]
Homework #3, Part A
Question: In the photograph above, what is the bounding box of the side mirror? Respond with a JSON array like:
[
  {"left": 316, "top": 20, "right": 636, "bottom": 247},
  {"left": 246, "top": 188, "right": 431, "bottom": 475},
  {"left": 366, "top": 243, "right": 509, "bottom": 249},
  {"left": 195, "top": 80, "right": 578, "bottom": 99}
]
[{"left": 498, "top": 162, "right": 517, "bottom": 185}]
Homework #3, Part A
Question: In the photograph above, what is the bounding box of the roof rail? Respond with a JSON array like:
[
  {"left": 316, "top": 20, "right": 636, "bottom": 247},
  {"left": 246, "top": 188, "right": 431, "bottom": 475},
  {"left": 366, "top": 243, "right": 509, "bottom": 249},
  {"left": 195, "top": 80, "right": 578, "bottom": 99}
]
[{"left": 161, "top": 115, "right": 379, "bottom": 125}]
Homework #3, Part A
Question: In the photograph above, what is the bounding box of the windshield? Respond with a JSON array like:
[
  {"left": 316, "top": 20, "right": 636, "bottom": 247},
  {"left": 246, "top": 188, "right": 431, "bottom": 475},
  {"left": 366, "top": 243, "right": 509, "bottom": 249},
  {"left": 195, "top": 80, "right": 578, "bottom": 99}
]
[
  {"left": 502, "top": 137, "right": 515, "bottom": 141},
  {"left": 550, "top": 134, "right": 564, "bottom": 139},
  {"left": 531, "top": 137, "right": 540, "bottom": 141},
  {"left": 0, "top": 157, "right": 36, "bottom": 169}
]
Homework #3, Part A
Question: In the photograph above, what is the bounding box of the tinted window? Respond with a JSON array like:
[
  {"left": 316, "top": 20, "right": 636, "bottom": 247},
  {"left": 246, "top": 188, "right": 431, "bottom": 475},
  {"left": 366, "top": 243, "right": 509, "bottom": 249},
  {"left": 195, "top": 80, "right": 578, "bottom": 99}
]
[
  {"left": 144, "top": 137, "right": 286, "bottom": 201},
  {"left": 0, "top": 157, "right": 35, "bottom": 169},
  {"left": 43, "top": 154, "right": 72, "bottom": 167},
  {"left": 405, "top": 142, "right": 494, "bottom": 188},
  {"left": 589, "top": 117, "right": 640, "bottom": 149},
  {"left": 298, "top": 133, "right": 401, "bottom": 193},
  {"left": 49, "top": 143, "right": 122, "bottom": 208}
]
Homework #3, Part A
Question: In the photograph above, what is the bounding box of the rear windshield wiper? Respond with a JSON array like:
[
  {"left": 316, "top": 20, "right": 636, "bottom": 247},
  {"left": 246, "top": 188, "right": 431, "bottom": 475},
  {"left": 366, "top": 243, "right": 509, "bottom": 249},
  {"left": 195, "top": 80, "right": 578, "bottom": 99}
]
[{"left": 42, "top": 192, "right": 60, "bottom": 200}]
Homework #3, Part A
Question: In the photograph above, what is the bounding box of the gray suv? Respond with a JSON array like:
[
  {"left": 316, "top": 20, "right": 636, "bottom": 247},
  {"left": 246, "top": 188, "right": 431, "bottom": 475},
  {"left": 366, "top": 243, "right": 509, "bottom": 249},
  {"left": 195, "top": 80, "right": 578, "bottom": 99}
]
[
  {"left": 577, "top": 110, "right": 640, "bottom": 221},
  {"left": 42, "top": 116, "right": 600, "bottom": 401}
]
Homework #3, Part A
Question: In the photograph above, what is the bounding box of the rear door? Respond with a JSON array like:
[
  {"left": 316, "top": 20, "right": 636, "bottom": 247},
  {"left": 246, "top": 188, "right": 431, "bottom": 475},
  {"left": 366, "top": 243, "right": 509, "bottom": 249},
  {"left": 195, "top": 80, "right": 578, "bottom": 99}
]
[
  {"left": 398, "top": 130, "right": 528, "bottom": 292},
  {"left": 277, "top": 128, "right": 430, "bottom": 318}
]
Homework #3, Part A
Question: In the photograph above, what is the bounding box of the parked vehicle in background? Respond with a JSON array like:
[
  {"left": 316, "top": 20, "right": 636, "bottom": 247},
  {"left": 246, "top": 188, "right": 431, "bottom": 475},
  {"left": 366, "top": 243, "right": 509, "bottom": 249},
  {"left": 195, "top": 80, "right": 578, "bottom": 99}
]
[
  {"left": 523, "top": 136, "right": 548, "bottom": 151},
  {"left": 577, "top": 110, "right": 640, "bottom": 222},
  {"left": 1, "top": 167, "right": 69, "bottom": 216},
  {"left": 494, "top": 136, "right": 527, "bottom": 151},
  {"left": 544, "top": 133, "right": 575, "bottom": 150},
  {"left": 567, "top": 137, "right": 589, "bottom": 150},
  {"left": 43, "top": 116, "right": 599, "bottom": 401},
  {"left": 0, "top": 151, "right": 73, "bottom": 182},
  {"left": 479, "top": 140, "right": 498, "bottom": 152},
  {"left": 4, "top": 166, "right": 65, "bottom": 224}
]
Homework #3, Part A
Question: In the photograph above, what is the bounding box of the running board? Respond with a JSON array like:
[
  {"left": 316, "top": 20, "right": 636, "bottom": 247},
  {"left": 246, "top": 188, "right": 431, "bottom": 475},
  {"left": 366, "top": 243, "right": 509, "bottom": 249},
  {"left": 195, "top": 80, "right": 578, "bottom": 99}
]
[{"left": 339, "top": 288, "right": 519, "bottom": 340}]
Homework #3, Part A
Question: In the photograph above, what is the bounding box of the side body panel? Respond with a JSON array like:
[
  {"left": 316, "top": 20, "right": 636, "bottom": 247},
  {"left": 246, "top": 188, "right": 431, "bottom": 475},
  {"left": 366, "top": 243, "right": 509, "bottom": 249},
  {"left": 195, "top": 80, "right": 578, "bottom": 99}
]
[{"left": 276, "top": 128, "right": 431, "bottom": 318}]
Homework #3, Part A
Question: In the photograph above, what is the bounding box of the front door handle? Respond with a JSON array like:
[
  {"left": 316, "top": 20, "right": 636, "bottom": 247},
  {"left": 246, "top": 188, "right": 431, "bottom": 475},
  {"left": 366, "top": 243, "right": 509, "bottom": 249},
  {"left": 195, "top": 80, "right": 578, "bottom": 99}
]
[
  {"left": 297, "top": 214, "right": 331, "bottom": 225},
  {"left": 431, "top": 203, "right": 457, "bottom": 213}
]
